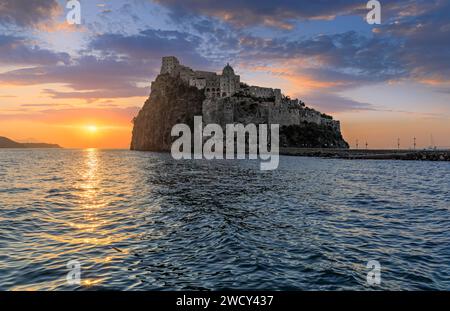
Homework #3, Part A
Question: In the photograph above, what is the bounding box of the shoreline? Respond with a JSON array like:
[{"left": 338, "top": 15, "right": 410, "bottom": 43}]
[{"left": 280, "top": 148, "right": 450, "bottom": 161}]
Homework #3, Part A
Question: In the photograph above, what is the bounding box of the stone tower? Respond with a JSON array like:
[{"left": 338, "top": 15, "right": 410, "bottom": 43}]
[
  {"left": 161, "top": 56, "right": 180, "bottom": 75},
  {"left": 220, "top": 63, "right": 240, "bottom": 97}
]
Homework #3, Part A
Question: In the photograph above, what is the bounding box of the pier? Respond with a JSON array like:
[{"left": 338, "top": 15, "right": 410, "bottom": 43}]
[{"left": 280, "top": 148, "right": 450, "bottom": 161}]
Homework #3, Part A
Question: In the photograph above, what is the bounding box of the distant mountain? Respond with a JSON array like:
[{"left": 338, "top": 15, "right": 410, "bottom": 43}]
[
  {"left": 16, "top": 137, "right": 41, "bottom": 143},
  {"left": 0, "top": 136, "right": 61, "bottom": 149},
  {"left": 0, "top": 137, "right": 23, "bottom": 148}
]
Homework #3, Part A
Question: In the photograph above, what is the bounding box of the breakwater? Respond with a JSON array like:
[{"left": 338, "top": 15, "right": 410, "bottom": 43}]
[{"left": 280, "top": 148, "right": 450, "bottom": 161}]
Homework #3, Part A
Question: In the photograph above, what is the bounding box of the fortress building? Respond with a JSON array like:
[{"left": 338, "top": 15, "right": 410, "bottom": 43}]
[
  {"left": 131, "top": 56, "right": 349, "bottom": 151},
  {"left": 161, "top": 56, "right": 240, "bottom": 98},
  {"left": 159, "top": 56, "right": 341, "bottom": 133}
]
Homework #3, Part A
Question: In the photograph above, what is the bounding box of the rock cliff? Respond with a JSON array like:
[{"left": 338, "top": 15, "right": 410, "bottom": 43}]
[{"left": 131, "top": 74, "right": 204, "bottom": 151}]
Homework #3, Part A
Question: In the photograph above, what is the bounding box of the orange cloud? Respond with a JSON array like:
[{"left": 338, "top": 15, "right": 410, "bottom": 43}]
[
  {"left": 287, "top": 75, "right": 343, "bottom": 92},
  {"left": 418, "top": 78, "right": 450, "bottom": 86},
  {"left": 241, "top": 62, "right": 344, "bottom": 96},
  {"left": 37, "top": 21, "right": 87, "bottom": 33}
]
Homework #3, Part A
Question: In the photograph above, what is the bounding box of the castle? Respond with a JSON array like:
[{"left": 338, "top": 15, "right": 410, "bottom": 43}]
[
  {"left": 160, "top": 56, "right": 341, "bottom": 133},
  {"left": 161, "top": 56, "right": 241, "bottom": 98}
]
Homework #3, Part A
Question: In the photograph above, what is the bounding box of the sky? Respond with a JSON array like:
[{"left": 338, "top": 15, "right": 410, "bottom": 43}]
[{"left": 0, "top": 0, "right": 449, "bottom": 149}]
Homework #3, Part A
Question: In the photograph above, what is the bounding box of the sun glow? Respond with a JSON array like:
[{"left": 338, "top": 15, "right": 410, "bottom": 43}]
[{"left": 85, "top": 125, "right": 98, "bottom": 133}]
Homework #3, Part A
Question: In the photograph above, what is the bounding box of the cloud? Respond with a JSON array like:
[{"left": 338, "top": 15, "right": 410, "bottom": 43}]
[
  {"left": 0, "top": 28, "right": 217, "bottom": 100},
  {"left": 236, "top": 31, "right": 408, "bottom": 97},
  {"left": 376, "top": 0, "right": 450, "bottom": 83},
  {"left": 239, "top": 31, "right": 407, "bottom": 80},
  {"left": 0, "top": 0, "right": 61, "bottom": 27},
  {"left": 152, "top": 0, "right": 450, "bottom": 89},
  {"left": 1, "top": 0, "right": 448, "bottom": 107},
  {"left": 239, "top": 0, "right": 450, "bottom": 90},
  {"left": 42, "top": 87, "right": 148, "bottom": 101},
  {"left": 0, "top": 106, "right": 140, "bottom": 123},
  {"left": 88, "top": 29, "right": 211, "bottom": 69},
  {"left": 153, "top": 0, "right": 366, "bottom": 28},
  {"left": 301, "top": 92, "right": 376, "bottom": 113},
  {"left": 21, "top": 103, "right": 69, "bottom": 107},
  {"left": 38, "top": 106, "right": 141, "bottom": 123},
  {"left": 0, "top": 35, "right": 70, "bottom": 65},
  {"left": 0, "top": 55, "right": 151, "bottom": 100}
]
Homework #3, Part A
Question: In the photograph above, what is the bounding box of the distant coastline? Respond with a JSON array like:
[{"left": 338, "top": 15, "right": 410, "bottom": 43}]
[{"left": 0, "top": 136, "right": 61, "bottom": 149}]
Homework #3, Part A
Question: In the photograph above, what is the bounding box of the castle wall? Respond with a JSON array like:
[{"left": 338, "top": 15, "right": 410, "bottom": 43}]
[
  {"left": 189, "top": 78, "right": 206, "bottom": 89},
  {"left": 203, "top": 98, "right": 234, "bottom": 127},
  {"left": 248, "top": 86, "right": 283, "bottom": 104},
  {"left": 220, "top": 75, "right": 240, "bottom": 97},
  {"left": 202, "top": 98, "right": 221, "bottom": 126},
  {"left": 160, "top": 57, "right": 240, "bottom": 98},
  {"left": 249, "top": 86, "right": 274, "bottom": 98},
  {"left": 274, "top": 89, "right": 282, "bottom": 104},
  {"left": 205, "top": 77, "right": 221, "bottom": 98},
  {"left": 203, "top": 94, "right": 341, "bottom": 132},
  {"left": 161, "top": 56, "right": 180, "bottom": 74},
  {"left": 269, "top": 103, "right": 301, "bottom": 126},
  {"left": 175, "top": 67, "right": 192, "bottom": 85}
]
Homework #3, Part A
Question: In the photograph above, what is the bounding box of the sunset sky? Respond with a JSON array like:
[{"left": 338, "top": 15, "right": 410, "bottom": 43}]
[{"left": 0, "top": 0, "right": 449, "bottom": 149}]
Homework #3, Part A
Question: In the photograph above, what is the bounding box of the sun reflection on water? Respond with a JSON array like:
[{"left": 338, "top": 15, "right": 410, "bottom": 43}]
[
  {"left": 78, "top": 148, "right": 102, "bottom": 232},
  {"left": 66, "top": 149, "right": 120, "bottom": 287},
  {"left": 72, "top": 149, "right": 128, "bottom": 245}
]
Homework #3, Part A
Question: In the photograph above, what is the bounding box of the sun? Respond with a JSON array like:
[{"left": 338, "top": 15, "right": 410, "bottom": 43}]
[{"left": 85, "top": 125, "right": 98, "bottom": 133}]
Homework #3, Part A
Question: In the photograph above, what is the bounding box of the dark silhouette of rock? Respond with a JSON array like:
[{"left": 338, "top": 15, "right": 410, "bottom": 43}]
[
  {"left": 280, "top": 123, "right": 349, "bottom": 149},
  {"left": 131, "top": 74, "right": 204, "bottom": 151}
]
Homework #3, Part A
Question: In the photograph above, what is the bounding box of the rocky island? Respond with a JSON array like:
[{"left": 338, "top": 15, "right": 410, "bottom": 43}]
[{"left": 131, "top": 56, "right": 349, "bottom": 151}]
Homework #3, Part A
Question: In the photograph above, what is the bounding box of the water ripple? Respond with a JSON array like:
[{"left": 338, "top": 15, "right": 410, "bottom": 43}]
[{"left": 0, "top": 149, "right": 449, "bottom": 290}]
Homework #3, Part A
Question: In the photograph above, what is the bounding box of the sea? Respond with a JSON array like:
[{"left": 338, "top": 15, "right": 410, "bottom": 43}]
[{"left": 0, "top": 149, "right": 449, "bottom": 290}]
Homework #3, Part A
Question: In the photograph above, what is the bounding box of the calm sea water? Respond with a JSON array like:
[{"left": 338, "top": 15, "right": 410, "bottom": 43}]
[{"left": 0, "top": 149, "right": 449, "bottom": 290}]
